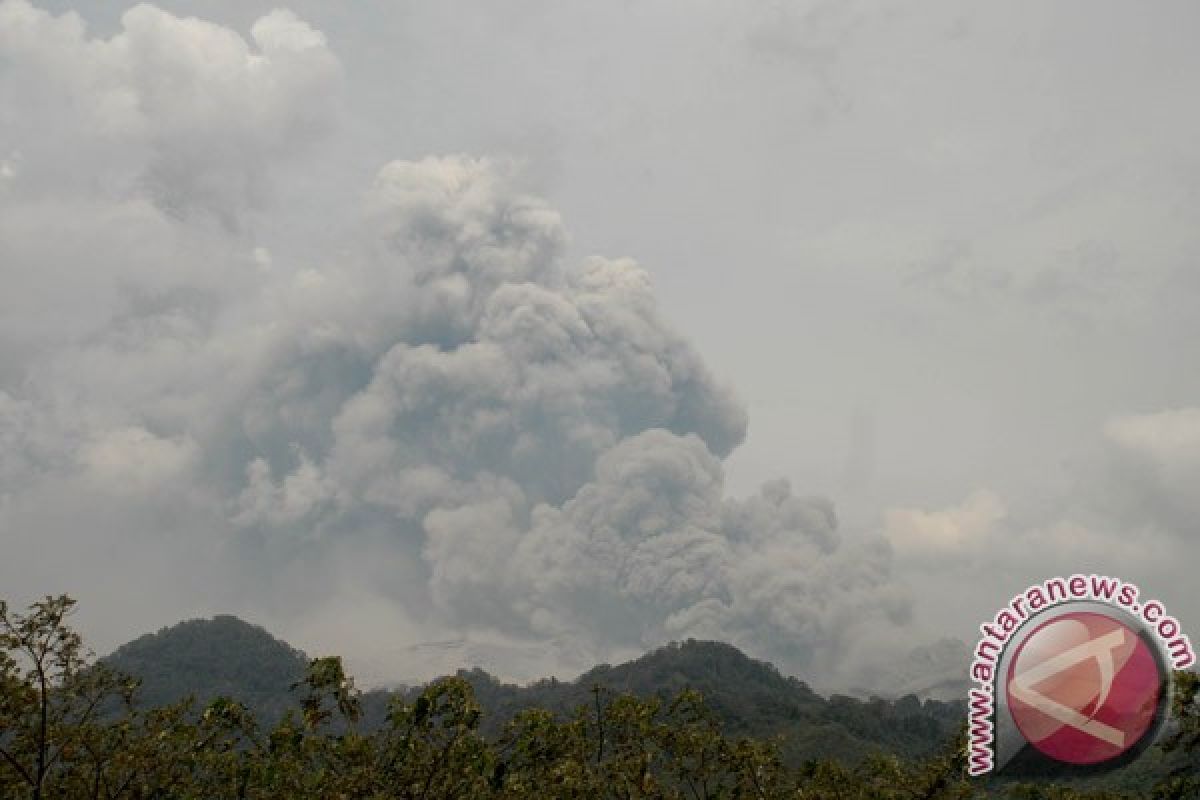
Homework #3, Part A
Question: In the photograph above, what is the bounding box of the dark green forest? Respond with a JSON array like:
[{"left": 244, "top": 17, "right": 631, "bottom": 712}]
[{"left": 3, "top": 596, "right": 1198, "bottom": 799}]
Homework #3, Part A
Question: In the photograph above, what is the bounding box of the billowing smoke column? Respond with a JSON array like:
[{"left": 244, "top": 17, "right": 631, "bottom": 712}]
[{"left": 0, "top": 1, "right": 910, "bottom": 685}]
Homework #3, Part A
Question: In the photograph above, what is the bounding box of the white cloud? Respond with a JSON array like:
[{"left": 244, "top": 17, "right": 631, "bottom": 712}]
[
  {"left": 1105, "top": 407, "right": 1200, "bottom": 467},
  {"left": 0, "top": 0, "right": 340, "bottom": 224},
  {"left": 233, "top": 449, "right": 337, "bottom": 529},
  {"left": 1093, "top": 407, "right": 1200, "bottom": 548},
  {"left": 885, "top": 489, "right": 1005, "bottom": 561},
  {"left": 77, "top": 426, "right": 198, "bottom": 493}
]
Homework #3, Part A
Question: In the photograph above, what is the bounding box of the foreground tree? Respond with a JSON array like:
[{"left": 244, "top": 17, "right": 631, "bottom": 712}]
[{"left": 0, "top": 596, "right": 139, "bottom": 799}]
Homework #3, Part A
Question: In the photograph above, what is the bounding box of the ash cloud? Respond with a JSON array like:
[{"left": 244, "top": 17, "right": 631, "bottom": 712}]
[
  {"left": 229, "top": 154, "right": 905, "bottom": 681},
  {"left": 0, "top": 1, "right": 910, "bottom": 687}
]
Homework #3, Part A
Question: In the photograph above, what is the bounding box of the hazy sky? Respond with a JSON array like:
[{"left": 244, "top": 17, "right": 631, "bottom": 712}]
[{"left": 2, "top": 0, "right": 1198, "bottom": 691}]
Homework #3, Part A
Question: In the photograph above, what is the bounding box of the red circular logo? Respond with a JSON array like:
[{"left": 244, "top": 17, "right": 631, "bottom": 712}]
[{"left": 1005, "top": 611, "right": 1163, "bottom": 765}]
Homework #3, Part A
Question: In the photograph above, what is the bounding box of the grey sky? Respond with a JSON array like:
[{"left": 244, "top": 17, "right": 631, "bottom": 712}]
[{"left": 2, "top": 1, "right": 1198, "bottom": 691}]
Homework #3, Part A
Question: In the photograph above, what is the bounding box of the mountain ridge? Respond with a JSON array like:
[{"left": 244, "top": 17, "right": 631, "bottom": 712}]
[{"left": 104, "top": 615, "right": 962, "bottom": 765}]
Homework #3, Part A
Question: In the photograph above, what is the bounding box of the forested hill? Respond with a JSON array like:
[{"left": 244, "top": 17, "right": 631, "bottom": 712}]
[
  {"left": 444, "top": 641, "right": 962, "bottom": 765},
  {"left": 104, "top": 617, "right": 960, "bottom": 765},
  {"left": 104, "top": 615, "right": 309, "bottom": 723}
]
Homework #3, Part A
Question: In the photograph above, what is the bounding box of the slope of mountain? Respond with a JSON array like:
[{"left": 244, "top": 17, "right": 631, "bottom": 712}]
[
  {"left": 104, "top": 615, "right": 308, "bottom": 723},
  {"left": 440, "top": 640, "right": 961, "bottom": 764},
  {"left": 105, "top": 619, "right": 961, "bottom": 765}
]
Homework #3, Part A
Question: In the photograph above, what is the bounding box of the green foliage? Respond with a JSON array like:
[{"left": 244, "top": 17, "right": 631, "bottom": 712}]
[
  {"left": 103, "top": 614, "right": 308, "bottom": 724},
  {"left": 1153, "top": 670, "right": 1200, "bottom": 800},
  {"left": 1, "top": 596, "right": 1195, "bottom": 799},
  {"left": 0, "top": 595, "right": 139, "bottom": 800}
]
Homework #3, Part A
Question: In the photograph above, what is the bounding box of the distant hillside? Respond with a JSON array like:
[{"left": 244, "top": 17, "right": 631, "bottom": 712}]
[
  {"left": 105, "top": 619, "right": 960, "bottom": 765},
  {"left": 431, "top": 640, "right": 961, "bottom": 765},
  {"left": 104, "top": 615, "right": 308, "bottom": 723}
]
